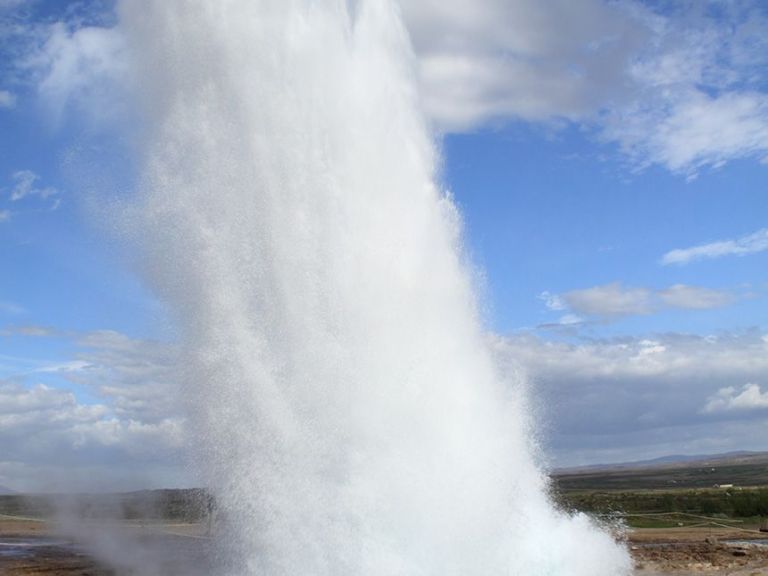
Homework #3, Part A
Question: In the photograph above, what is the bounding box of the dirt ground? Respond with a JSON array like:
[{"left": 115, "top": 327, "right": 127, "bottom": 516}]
[
  {"left": 0, "top": 517, "right": 211, "bottom": 575},
  {"left": 0, "top": 518, "right": 110, "bottom": 575},
  {"left": 1, "top": 517, "right": 767, "bottom": 575},
  {"left": 629, "top": 526, "right": 768, "bottom": 575}
]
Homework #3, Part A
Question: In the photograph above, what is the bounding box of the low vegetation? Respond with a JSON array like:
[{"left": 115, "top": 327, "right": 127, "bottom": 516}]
[
  {"left": 555, "top": 487, "right": 768, "bottom": 525},
  {"left": 1, "top": 454, "right": 766, "bottom": 529},
  {"left": 552, "top": 455, "right": 768, "bottom": 528},
  {"left": 0, "top": 489, "right": 211, "bottom": 522}
]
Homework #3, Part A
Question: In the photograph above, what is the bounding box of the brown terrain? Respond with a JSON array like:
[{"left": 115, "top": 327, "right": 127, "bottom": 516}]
[
  {"left": 0, "top": 517, "right": 210, "bottom": 575},
  {"left": 1, "top": 517, "right": 767, "bottom": 575},
  {"left": 630, "top": 526, "right": 768, "bottom": 575}
]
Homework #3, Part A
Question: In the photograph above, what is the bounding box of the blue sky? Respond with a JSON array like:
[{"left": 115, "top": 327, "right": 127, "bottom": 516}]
[
  {"left": 445, "top": 128, "right": 767, "bottom": 336},
  {"left": 1, "top": 0, "right": 767, "bottom": 491}
]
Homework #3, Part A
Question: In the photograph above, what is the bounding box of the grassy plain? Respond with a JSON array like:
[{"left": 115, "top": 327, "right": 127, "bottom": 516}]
[{"left": 552, "top": 452, "right": 768, "bottom": 528}]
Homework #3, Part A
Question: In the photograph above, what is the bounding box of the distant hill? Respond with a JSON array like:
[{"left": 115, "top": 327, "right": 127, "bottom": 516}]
[
  {"left": 552, "top": 451, "right": 768, "bottom": 492},
  {"left": 0, "top": 485, "right": 16, "bottom": 495},
  {"left": 556, "top": 451, "right": 768, "bottom": 474}
]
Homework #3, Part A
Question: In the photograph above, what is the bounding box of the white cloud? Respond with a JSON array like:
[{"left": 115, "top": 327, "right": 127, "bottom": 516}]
[
  {"left": 9, "top": 170, "right": 58, "bottom": 202},
  {"left": 0, "top": 3, "right": 128, "bottom": 128},
  {"left": 0, "top": 209, "right": 9, "bottom": 222},
  {"left": 493, "top": 330, "right": 768, "bottom": 466},
  {"left": 662, "top": 228, "right": 768, "bottom": 265},
  {"left": 548, "top": 282, "right": 735, "bottom": 320},
  {"left": 401, "top": 0, "right": 650, "bottom": 131},
  {"left": 610, "top": 91, "right": 768, "bottom": 175},
  {"left": 598, "top": 2, "right": 768, "bottom": 175},
  {"left": 1, "top": 321, "right": 766, "bottom": 485},
  {"left": 67, "top": 330, "right": 182, "bottom": 424},
  {"left": 0, "top": 90, "right": 15, "bottom": 108},
  {"left": 557, "top": 313, "right": 583, "bottom": 326},
  {"left": 4, "top": 1, "right": 768, "bottom": 175},
  {"left": 399, "top": 1, "right": 768, "bottom": 174},
  {"left": 33, "top": 22, "right": 128, "bottom": 127},
  {"left": 704, "top": 383, "right": 768, "bottom": 413},
  {"left": 497, "top": 331, "right": 768, "bottom": 382},
  {"left": 562, "top": 282, "right": 653, "bottom": 318},
  {"left": 0, "top": 377, "right": 185, "bottom": 492},
  {"left": 35, "top": 360, "right": 91, "bottom": 374},
  {"left": 658, "top": 284, "right": 734, "bottom": 309},
  {"left": 538, "top": 291, "right": 566, "bottom": 311},
  {"left": 0, "top": 329, "right": 186, "bottom": 492}
]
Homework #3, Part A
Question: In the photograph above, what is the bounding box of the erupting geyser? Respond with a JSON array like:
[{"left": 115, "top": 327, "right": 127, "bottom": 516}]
[{"left": 122, "top": 0, "right": 632, "bottom": 574}]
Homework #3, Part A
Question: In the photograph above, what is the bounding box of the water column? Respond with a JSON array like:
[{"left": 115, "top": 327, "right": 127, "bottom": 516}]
[{"left": 120, "top": 0, "right": 633, "bottom": 574}]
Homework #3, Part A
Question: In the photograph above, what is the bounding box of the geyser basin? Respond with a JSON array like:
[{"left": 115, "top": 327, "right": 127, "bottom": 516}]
[{"left": 121, "top": 0, "right": 633, "bottom": 574}]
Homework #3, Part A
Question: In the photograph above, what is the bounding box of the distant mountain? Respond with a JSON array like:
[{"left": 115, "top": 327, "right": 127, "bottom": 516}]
[
  {"left": 555, "top": 450, "right": 768, "bottom": 475},
  {"left": 0, "top": 485, "right": 16, "bottom": 495}
]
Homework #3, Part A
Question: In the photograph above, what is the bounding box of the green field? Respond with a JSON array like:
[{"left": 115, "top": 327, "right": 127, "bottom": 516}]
[
  {"left": 554, "top": 455, "right": 768, "bottom": 492},
  {"left": 552, "top": 454, "right": 768, "bottom": 528},
  {"left": 1, "top": 454, "right": 766, "bottom": 529},
  {"left": 0, "top": 489, "right": 211, "bottom": 522}
]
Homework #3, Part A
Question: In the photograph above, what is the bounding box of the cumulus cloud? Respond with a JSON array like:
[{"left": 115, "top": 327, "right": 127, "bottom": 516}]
[
  {"left": 662, "top": 228, "right": 768, "bottom": 265},
  {"left": 658, "top": 284, "right": 735, "bottom": 309},
  {"left": 550, "top": 282, "right": 735, "bottom": 320},
  {"left": 562, "top": 282, "right": 653, "bottom": 318},
  {"left": 398, "top": 1, "right": 768, "bottom": 174},
  {"left": 0, "top": 329, "right": 186, "bottom": 492},
  {"left": 494, "top": 330, "right": 768, "bottom": 466},
  {"left": 3, "top": 1, "right": 768, "bottom": 174},
  {"left": 1, "top": 321, "right": 766, "bottom": 485},
  {"left": 0, "top": 378, "right": 184, "bottom": 492},
  {"left": 704, "top": 383, "right": 768, "bottom": 413},
  {"left": 401, "top": 0, "right": 650, "bottom": 131},
  {"left": 67, "top": 330, "right": 182, "bottom": 423}
]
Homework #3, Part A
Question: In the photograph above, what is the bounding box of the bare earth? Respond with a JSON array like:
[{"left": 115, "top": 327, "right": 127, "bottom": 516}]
[
  {"left": 1, "top": 518, "right": 767, "bottom": 575},
  {"left": 630, "top": 527, "right": 768, "bottom": 576}
]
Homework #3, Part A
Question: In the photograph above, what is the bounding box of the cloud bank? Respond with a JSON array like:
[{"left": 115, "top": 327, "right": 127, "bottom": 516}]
[
  {"left": 494, "top": 330, "right": 768, "bottom": 466},
  {"left": 0, "top": 330, "right": 186, "bottom": 492},
  {"left": 2, "top": 324, "right": 766, "bottom": 489}
]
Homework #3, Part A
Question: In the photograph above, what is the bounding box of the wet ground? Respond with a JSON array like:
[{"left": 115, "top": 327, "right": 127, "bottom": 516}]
[
  {"left": 0, "top": 519, "right": 212, "bottom": 575},
  {"left": 1, "top": 518, "right": 767, "bottom": 575}
]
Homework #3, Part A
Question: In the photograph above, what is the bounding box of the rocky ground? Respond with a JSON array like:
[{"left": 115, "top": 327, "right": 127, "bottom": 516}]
[
  {"left": 629, "top": 527, "right": 768, "bottom": 575},
  {"left": 1, "top": 518, "right": 767, "bottom": 575}
]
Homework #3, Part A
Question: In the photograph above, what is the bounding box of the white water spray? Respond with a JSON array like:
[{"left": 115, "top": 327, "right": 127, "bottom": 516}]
[{"left": 121, "top": 1, "right": 632, "bottom": 574}]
